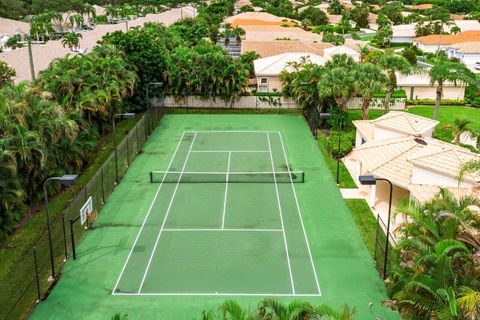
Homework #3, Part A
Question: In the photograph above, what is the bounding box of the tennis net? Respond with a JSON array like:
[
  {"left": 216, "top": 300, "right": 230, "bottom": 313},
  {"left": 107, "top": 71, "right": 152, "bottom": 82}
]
[{"left": 149, "top": 171, "right": 305, "bottom": 183}]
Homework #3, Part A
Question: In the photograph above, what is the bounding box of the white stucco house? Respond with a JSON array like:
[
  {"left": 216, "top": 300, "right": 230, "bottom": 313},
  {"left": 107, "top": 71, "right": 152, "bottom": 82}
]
[
  {"left": 446, "top": 42, "right": 480, "bottom": 72},
  {"left": 391, "top": 23, "right": 416, "bottom": 43},
  {"left": 323, "top": 45, "right": 361, "bottom": 62},
  {"left": 253, "top": 52, "right": 326, "bottom": 92},
  {"left": 396, "top": 73, "right": 466, "bottom": 100},
  {"left": 346, "top": 112, "right": 480, "bottom": 212}
]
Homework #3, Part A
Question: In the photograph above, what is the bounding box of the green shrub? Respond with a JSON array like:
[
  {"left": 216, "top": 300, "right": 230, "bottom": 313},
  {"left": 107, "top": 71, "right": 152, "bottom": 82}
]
[
  {"left": 327, "top": 130, "right": 355, "bottom": 158},
  {"left": 407, "top": 99, "right": 466, "bottom": 106},
  {"left": 254, "top": 92, "right": 283, "bottom": 97},
  {"left": 373, "top": 90, "right": 406, "bottom": 99}
]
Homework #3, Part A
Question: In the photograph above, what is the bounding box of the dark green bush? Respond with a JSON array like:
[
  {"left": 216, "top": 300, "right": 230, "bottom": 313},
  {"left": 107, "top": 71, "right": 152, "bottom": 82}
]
[
  {"left": 407, "top": 99, "right": 466, "bottom": 106},
  {"left": 327, "top": 130, "right": 355, "bottom": 158}
]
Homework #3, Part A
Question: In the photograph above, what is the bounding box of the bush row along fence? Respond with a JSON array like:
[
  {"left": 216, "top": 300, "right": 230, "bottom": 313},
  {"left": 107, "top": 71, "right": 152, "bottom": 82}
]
[
  {"left": 162, "top": 95, "right": 406, "bottom": 111},
  {"left": 162, "top": 95, "right": 299, "bottom": 109},
  {"left": 0, "top": 106, "right": 165, "bottom": 320},
  {"left": 346, "top": 97, "right": 406, "bottom": 110}
]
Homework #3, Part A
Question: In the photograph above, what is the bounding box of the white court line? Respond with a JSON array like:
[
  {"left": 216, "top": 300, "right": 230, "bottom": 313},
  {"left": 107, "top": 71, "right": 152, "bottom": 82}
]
[
  {"left": 221, "top": 151, "right": 231, "bottom": 229},
  {"left": 267, "top": 132, "right": 296, "bottom": 295},
  {"left": 112, "top": 131, "right": 187, "bottom": 295},
  {"left": 112, "top": 292, "right": 321, "bottom": 297},
  {"left": 162, "top": 228, "right": 283, "bottom": 232},
  {"left": 190, "top": 150, "right": 269, "bottom": 153},
  {"left": 184, "top": 130, "right": 280, "bottom": 133},
  {"left": 277, "top": 132, "right": 322, "bottom": 296},
  {"left": 137, "top": 132, "right": 198, "bottom": 294}
]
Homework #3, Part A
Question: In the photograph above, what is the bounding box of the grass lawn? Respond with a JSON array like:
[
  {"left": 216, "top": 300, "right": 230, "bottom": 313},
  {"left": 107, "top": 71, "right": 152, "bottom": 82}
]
[
  {"left": 407, "top": 105, "right": 480, "bottom": 142},
  {"left": 345, "top": 199, "right": 377, "bottom": 257}
]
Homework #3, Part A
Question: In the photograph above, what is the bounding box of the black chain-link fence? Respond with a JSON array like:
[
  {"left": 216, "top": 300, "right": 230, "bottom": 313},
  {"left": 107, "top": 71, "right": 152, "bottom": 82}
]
[{"left": 0, "top": 106, "right": 165, "bottom": 320}]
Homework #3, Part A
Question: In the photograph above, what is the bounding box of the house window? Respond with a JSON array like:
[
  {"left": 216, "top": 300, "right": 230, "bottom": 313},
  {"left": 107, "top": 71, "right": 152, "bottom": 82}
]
[{"left": 259, "top": 77, "right": 268, "bottom": 92}]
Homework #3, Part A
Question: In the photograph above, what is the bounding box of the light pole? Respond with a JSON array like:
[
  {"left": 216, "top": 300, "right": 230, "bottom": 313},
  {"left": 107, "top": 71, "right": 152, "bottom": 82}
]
[
  {"left": 146, "top": 82, "right": 164, "bottom": 109},
  {"left": 316, "top": 112, "right": 344, "bottom": 185},
  {"left": 43, "top": 174, "right": 78, "bottom": 279},
  {"left": 359, "top": 175, "right": 393, "bottom": 280},
  {"left": 113, "top": 113, "right": 136, "bottom": 184}
]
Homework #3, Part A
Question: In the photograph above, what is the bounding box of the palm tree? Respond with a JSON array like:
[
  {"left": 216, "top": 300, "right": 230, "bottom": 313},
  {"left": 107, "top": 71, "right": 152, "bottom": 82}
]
[
  {"left": 429, "top": 58, "right": 478, "bottom": 120},
  {"left": 61, "top": 32, "right": 82, "bottom": 51},
  {"left": 378, "top": 51, "right": 411, "bottom": 114},
  {"left": 443, "top": 117, "right": 473, "bottom": 145},
  {"left": 318, "top": 54, "right": 356, "bottom": 112},
  {"left": 353, "top": 63, "right": 387, "bottom": 119},
  {"left": 232, "top": 26, "right": 245, "bottom": 47},
  {"left": 223, "top": 23, "right": 232, "bottom": 47}
]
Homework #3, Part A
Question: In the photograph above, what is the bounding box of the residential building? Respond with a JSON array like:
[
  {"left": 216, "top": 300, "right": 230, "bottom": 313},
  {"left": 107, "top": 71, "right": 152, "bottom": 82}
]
[
  {"left": 346, "top": 112, "right": 479, "bottom": 231},
  {"left": 446, "top": 41, "right": 480, "bottom": 71},
  {"left": 396, "top": 73, "right": 466, "bottom": 100},
  {"left": 406, "top": 3, "right": 433, "bottom": 10},
  {"left": 224, "top": 12, "right": 298, "bottom": 27},
  {"left": 241, "top": 40, "right": 332, "bottom": 57},
  {"left": 242, "top": 25, "right": 324, "bottom": 42},
  {"left": 0, "top": 17, "right": 29, "bottom": 51},
  {"left": 413, "top": 30, "right": 480, "bottom": 53},
  {"left": 253, "top": 52, "right": 326, "bottom": 92},
  {"left": 323, "top": 45, "right": 361, "bottom": 61},
  {"left": 391, "top": 23, "right": 416, "bottom": 43}
]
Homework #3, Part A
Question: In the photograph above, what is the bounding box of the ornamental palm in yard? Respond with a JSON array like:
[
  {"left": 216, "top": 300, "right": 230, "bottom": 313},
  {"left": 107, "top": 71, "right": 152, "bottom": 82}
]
[
  {"left": 61, "top": 32, "right": 82, "bottom": 51},
  {"left": 201, "top": 299, "right": 357, "bottom": 320},
  {"left": 390, "top": 189, "right": 480, "bottom": 319},
  {"left": 353, "top": 63, "right": 387, "bottom": 120},
  {"left": 377, "top": 51, "right": 411, "bottom": 114},
  {"left": 317, "top": 54, "right": 356, "bottom": 112},
  {"left": 429, "top": 58, "right": 478, "bottom": 120}
]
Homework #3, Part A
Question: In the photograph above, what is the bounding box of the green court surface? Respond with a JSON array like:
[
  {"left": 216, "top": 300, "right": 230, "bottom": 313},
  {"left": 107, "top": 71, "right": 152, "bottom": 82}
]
[{"left": 31, "top": 115, "right": 400, "bottom": 320}]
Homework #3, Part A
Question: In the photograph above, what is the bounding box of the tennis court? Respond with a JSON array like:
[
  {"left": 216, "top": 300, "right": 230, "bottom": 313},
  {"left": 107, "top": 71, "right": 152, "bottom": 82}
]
[
  {"left": 30, "top": 115, "right": 400, "bottom": 320},
  {"left": 113, "top": 130, "right": 320, "bottom": 296}
]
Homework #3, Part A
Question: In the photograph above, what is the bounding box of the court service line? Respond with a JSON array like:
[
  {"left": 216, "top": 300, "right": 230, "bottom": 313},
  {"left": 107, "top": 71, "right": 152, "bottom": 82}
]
[
  {"left": 190, "top": 150, "right": 270, "bottom": 153},
  {"left": 277, "top": 132, "right": 322, "bottom": 296},
  {"left": 113, "top": 292, "right": 321, "bottom": 297},
  {"left": 112, "top": 131, "right": 187, "bottom": 295},
  {"left": 162, "top": 228, "right": 283, "bottom": 232},
  {"left": 137, "top": 132, "right": 198, "bottom": 294},
  {"left": 221, "top": 151, "right": 231, "bottom": 229},
  {"left": 266, "top": 132, "right": 296, "bottom": 295},
  {"left": 184, "top": 130, "right": 280, "bottom": 133}
]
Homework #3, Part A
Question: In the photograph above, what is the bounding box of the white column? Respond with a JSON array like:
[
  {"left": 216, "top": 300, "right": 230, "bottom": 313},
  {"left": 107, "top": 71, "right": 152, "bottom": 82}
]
[{"left": 369, "top": 185, "right": 376, "bottom": 207}]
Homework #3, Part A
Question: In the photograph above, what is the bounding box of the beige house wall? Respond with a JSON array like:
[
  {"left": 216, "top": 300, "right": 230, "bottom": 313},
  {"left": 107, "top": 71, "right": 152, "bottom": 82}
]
[
  {"left": 256, "top": 76, "right": 283, "bottom": 92},
  {"left": 400, "top": 85, "right": 465, "bottom": 100}
]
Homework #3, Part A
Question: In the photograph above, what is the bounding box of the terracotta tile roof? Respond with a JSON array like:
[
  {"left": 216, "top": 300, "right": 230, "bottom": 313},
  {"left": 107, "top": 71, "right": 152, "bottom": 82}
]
[
  {"left": 414, "top": 30, "right": 480, "bottom": 45},
  {"left": 352, "top": 135, "right": 480, "bottom": 189},
  {"left": 243, "top": 25, "right": 323, "bottom": 42},
  {"left": 0, "top": 17, "right": 29, "bottom": 36},
  {"left": 224, "top": 12, "right": 297, "bottom": 27},
  {"left": 448, "top": 41, "right": 480, "bottom": 53},
  {"left": 368, "top": 12, "right": 378, "bottom": 24},
  {"left": 370, "top": 4, "right": 381, "bottom": 10},
  {"left": 370, "top": 111, "right": 439, "bottom": 136},
  {"left": 406, "top": 3, "right": 433, "bottom": 10},
  {"left": 326, "top": 13, "right": 342, "bottom": 24},
  {"left": 450, "top": 14, "right": 465, "bottom": 20},
  {"left": 254, "top": 52, "right": 327, "bottom": 76},
  {"left": 241, "top": 40, "right": 332, "bottom": 57}
]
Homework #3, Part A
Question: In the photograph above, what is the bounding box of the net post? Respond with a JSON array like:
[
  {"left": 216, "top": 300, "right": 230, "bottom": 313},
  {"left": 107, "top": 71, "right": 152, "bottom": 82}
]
[
  {"left": 149, "top": 171, "right": 153, "bottom": 183},
  {"left": 69, "top": 219, "right": 76, "bottom": 260},
  {"left": 33, "top": 247, "right": 41, "bottom": 302}
]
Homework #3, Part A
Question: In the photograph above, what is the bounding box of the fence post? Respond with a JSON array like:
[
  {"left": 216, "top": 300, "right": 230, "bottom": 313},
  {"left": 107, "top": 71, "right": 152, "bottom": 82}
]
[
  {"left": 135, "top": 124, "right": 140, "bottom": 154},
  {"left": 126, "top": 130, "right": 130, "bottom": 166},
  {"left": 374, "top": 214, "right": 380, "bottom": 261},
  {"left": 69, "top": 219, "right": 76, "bottom": 260},
  {"left": 62, "top": 213, "right": 68, "bottom": 261},
  {"left": 33, "top": 247, "right": 41, "bottom": 302},
  {"left": 100, "top": 167, "right": 105, "bottom": 205}
]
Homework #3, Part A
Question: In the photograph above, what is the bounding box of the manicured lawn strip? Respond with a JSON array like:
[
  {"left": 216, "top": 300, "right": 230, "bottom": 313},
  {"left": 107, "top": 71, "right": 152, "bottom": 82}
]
[
  {"left": 0, "top": 113, "right": 144, "bottom": 283},
  {"left": 407, "top": 106, "right": 480, "bottom": 142},
  {"left": 166, "top": 107, "right": 302, "bottom": 114},
  {"left": 317, "top": 133, "right": 357, "bottom": 188},
  {"left": 345, "top": 199, "right": 378, "bottom": 257}
]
